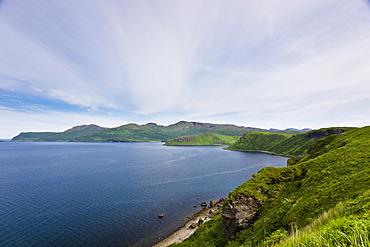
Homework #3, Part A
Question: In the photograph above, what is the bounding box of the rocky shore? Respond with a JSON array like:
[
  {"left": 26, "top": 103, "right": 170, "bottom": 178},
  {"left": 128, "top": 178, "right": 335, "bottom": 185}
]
[{"left": 153, "top": 199, "right": 225, "bottom": 247}]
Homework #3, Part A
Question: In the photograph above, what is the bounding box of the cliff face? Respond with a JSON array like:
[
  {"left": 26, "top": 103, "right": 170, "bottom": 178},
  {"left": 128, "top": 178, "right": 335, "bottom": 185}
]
[
  {"left": 170, "top": 135, "right": 197, "bottom": 143},
  {"left": 304, "top": 127, "right": 350, "bottom": 138},
  {"left": 229, "top": 127, "right": 354, "bottom": 157},
  {"left": 221, "top": 194, "right": 260, "bottom": 240}
]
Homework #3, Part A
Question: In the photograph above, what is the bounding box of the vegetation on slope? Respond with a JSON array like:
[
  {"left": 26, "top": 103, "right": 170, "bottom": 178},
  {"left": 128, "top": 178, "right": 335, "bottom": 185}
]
[
  {"left": 69, "top": 122, "right": 252, "bottom": 142},
  {"left": 165, "top": 133, "right": 239, "bottom": 146},
  {"left": 170, "top": 126, "right": 370, "bottom": 247},
  {"left": 12, "top": 121, "right": 308, "bottom": 142},
  {"left": 11, "top": 124, "right": 106, "bottom": 142},
  {"left": 228, "top": 127, "right": 354, "bottom": 157},
  {"left": 228, "top": 132, "right": 293, "bottom": 153}
]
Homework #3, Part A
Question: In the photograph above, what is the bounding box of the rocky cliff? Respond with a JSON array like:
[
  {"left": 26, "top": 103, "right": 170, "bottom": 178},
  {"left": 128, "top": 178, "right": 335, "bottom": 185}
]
[{"left": 221, "top": 194, "right": 260, "bottom": 240}]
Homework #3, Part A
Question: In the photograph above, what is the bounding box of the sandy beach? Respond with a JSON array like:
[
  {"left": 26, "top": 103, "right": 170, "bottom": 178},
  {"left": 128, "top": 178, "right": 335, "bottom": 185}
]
[{"left": 153, "top": 200, "right": 224, "bottom": 247}]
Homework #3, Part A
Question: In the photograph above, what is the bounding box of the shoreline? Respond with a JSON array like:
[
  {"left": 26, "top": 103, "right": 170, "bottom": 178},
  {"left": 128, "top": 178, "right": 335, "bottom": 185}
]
[
  {"left": 224, "top": 148, "right": 300, "bottom": 158},
  {"left": 152, "top": 150, "right": 292, "bottom": 247},
  {"left": 152, "top": 199, "right": 225, "bottom": 247}
]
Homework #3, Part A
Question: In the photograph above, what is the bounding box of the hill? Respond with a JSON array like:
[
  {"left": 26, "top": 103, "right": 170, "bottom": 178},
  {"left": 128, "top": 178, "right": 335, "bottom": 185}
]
[
  {"left": 228, "top": 127, "right": 355, "bottom": 157},
  {"left": 11, "top": 124, "right": 107, "bottom": 142},
  {"left": 227, "top": 132, "right": 293, "bottom": 154},
  {"left": 165, "top": 133, "right": 239, "bottom": 146},
  {"left": 170, "top": 126, "right": 370, "bottom": 246},
  {"left": 11, "top": 121, "right": 308, "bottom": 142}
]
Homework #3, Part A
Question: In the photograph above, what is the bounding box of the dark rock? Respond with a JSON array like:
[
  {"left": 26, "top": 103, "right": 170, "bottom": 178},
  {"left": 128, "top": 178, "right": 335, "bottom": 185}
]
[
  {"left": 198, "top": 218, "right": 204, "bottom": 226},
  {"left": 171, "top": 135, "right": 196, "bottom": 143},
  {"left": 158, "top": 214, "right": 164, "bottom": 218},
  {"left": 305, "top": 128, "right": 348, "bottom": 138},
  {"left": 218, "top": 198, "right": 226, "bottom": 203},
  {"left": 210, "top": 200, "right": 216, "bottom": 207},
  {"left": 189, "top": 223, "right": 197, "bottom": 229},
  {"left": 201, "top": 202, "right": 207, "bottom": 207},
  {"left": 221, "top": 194, "right": 260, "bottom": 240}
]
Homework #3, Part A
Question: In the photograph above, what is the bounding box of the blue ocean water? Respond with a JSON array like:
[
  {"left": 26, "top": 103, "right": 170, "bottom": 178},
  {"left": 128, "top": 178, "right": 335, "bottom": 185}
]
[{"left": 0, "top": 142, "right": 288, "bottom": 246}]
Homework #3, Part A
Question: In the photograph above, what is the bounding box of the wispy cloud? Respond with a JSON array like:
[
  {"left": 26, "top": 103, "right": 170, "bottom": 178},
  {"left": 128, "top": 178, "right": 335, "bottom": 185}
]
[{"left": 0, "top": 0, "right": 370, "bottom": 137}]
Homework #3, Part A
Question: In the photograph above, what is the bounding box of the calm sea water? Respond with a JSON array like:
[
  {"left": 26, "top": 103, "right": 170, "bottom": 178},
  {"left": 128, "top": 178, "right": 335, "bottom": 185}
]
[{"left": 0, "top": 142, "right": 288, "bottom": 247}]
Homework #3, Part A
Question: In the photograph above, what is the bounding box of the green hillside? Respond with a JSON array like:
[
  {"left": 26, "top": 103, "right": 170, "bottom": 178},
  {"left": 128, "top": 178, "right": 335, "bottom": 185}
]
[
  {"left": 228, "top": 127, "right": 354, "bottom": 157},
  {"left": 170, "top": 126, "right": 370, "bottom": 247},
  {"left": 12, "top": 121, "right": 308, "bottom": 142},
  {"left": 227, "top": 132, "right": 293, "bottom": 153},
  {"left": 11, "top": 124, "right": 106, "bottom": 142},
  {"left": 63, "top": 122, "right": 254, "bottom": 142},
  {"left": 165, "top": 133, "right": 239, "bottom": 146}
]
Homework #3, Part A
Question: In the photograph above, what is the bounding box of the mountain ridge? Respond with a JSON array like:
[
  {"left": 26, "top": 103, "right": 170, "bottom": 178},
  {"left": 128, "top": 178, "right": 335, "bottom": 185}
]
[{"left": 11, "top": 121, "right": 310, "bottom": 142}]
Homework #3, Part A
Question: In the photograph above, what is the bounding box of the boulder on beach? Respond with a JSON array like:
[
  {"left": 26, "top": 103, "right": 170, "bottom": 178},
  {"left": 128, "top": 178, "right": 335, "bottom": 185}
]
[
  {"left": 200, "top": 202, "right": 207, "bottom": 207},
  {"left": 198, "top": 218, "right": 204, "bottom": 226},
  {"left": 189, "top": 222, "right": 197, "bottom": 229}
]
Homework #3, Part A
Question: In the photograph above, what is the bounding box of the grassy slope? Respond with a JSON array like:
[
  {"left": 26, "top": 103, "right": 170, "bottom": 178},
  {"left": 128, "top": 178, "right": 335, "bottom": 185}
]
[
  {"left": 228, "top": 132, "right": 293, "bottom": 153},
  {"left": 11, "top": 132, "right": 57, "bottom": 141},
  {"left": 171, "top": 126, "right": 370, "bottom": 247},
  {"left": 228, "top": 127, "right": 354, "bottom": 157},
  {"left": 12, "top": 124, "right": 106, "bottom": 142},
  {"left": 165, "top": 133, "right": 240, "bottom": 146}
]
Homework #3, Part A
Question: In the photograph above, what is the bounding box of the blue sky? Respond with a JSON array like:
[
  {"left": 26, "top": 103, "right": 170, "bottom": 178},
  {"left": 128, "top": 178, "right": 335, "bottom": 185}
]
[{"left": 1, "top": 0, "right": 370, "bottom": 138}]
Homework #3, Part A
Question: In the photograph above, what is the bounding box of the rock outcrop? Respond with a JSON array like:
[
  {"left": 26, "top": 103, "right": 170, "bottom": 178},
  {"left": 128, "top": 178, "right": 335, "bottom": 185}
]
[
  {"left": 221, "top": 194, "right": 260, "bottom": 240},
  {"left": 171, "top": 135, "right": 197, "bottom": 143}
]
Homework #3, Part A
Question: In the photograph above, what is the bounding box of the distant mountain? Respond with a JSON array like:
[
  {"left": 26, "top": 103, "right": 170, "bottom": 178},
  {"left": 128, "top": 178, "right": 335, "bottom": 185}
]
[
  {"left": 11, "top": 121, "right": 310, "bottom": 142},
  {"left": 269, "top": 128, "right": 312, "bottom": 133},
  {"left": 11, "top": 124, "right": 107, "bottom": 142}
]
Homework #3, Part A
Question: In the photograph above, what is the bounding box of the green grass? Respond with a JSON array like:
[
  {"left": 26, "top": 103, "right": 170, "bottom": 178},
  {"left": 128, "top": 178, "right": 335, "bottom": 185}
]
[
  {"left": 278, "top": 190, "right": 370, "bottom": 247},
  {"left": 171, "top": 126, "right": 370, "bottom": 247},
  {"left": 11, "top": 124, "right": 106, "bottom": 142},
  {"left": 228, "top": 127, "right": 354, "bottom": 157},
  {"left": 228, "top": 132, "right": 293, "bottom": 153},
  {"left": 169, "top": 213, "right": 229, "bottom": 247},
  {"left": 165, "top": 133, "right": 240, "bottom": 146}
]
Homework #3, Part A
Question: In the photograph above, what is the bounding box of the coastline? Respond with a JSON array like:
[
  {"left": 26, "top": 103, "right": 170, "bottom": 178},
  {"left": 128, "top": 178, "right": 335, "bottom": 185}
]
[
  {"left": 152, "top": 150, "right": 292, "bottom": 247},
  {"left": 152, "top": 199, "right": 225, "bottom": 247},
  {"left": 224, "top": 148, "right": 300, "bottom": 158}
]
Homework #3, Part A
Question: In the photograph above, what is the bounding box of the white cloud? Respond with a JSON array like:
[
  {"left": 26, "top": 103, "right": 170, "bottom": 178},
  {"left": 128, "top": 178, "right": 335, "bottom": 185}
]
[
  {"left": 0, "top": 0, "right": 369, "bottom": 134},
  {"left": 0, "top": 108, "right": 129, "bottom": 138}
]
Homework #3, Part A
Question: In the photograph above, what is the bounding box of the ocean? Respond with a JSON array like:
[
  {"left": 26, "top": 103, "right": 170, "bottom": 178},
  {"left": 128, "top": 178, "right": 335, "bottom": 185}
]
[{"left": 0, "top": 142, "right": 288, "bottom": 246}]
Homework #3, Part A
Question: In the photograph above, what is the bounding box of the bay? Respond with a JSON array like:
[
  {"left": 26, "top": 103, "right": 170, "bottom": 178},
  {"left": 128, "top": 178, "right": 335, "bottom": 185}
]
[{"left": 0, "top": 142, "right": 288, "bottom": 246}]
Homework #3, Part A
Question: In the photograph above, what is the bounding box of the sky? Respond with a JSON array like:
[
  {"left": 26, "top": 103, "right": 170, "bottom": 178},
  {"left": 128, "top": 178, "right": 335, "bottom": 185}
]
[{"left": 1, "top": 0, "right": 370, "bottom": 138}]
